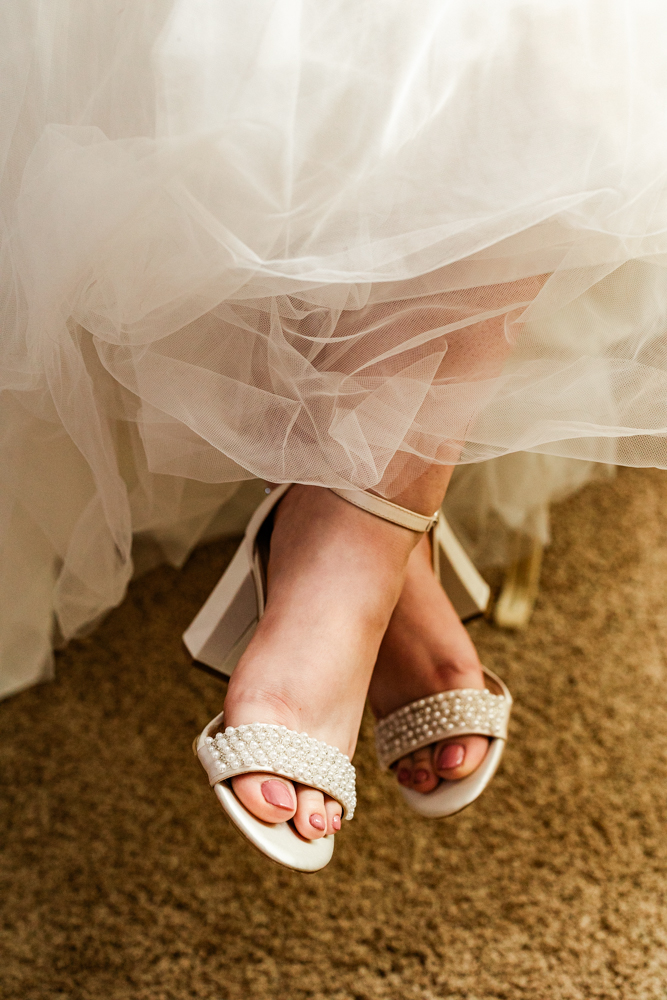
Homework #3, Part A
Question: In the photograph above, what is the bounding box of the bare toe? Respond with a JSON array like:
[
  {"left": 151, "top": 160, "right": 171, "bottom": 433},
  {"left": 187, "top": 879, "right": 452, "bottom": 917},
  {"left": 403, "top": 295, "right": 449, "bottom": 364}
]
[
  {"left": 394, "top": 755, "right": 414, "bottom": 787},
  {"left": 410, "top": 746, "right": 439, "bottom": 793},
  {"left": 232, "top": 773, "right": 297, "bottom": 823},
  {"left": 433, "top": 735, "right": 490, "bottom": 780},
  {"left": 293, "top": 784, "right": 328, "bottom": 839},
  {"left": 324, "top": 795, "right": 342, "bottom": 835}
]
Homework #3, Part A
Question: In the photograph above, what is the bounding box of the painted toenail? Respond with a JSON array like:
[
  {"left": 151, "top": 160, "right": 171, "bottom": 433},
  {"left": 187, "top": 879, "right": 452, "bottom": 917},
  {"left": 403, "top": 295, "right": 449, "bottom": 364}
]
[
  {"left": 414, "top": 768, "right": 430, "bottom": 783},
  {"left": 261, "top": 780, "right": 294, "bottom": 809},
  {"left": 397, "top": 768, "right": 411, "bottom": 785},
  {"left": 438, "top": 743, "right": 465, "bottom": 770},
  {"left": 309, "top": 813, "right": 325, "bottom": 830},
  {"left": 332, "top": 815, "right": 341, "bottom": 831}
]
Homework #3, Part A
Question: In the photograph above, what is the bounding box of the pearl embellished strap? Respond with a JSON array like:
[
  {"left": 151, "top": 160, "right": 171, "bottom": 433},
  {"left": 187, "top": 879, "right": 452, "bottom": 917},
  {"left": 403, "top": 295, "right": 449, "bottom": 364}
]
[
  {"left": 197, "top": 721, "right": 357, "bottom": 819},
  {"left": 375, "top": 683, "right": 511, "bottom": 771}
]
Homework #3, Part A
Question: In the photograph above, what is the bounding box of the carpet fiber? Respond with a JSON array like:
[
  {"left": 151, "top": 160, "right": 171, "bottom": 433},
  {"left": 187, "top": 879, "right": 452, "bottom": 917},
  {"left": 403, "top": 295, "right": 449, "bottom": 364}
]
[{"left": 2, "top": 468, "right": 667, "bottom": 1000}]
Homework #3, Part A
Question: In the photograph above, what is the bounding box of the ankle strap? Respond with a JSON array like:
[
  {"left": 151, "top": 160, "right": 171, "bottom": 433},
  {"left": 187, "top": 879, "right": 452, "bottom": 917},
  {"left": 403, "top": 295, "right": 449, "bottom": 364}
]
[{"left": 329, "top": 488, "right": 440, "bottom": 533}]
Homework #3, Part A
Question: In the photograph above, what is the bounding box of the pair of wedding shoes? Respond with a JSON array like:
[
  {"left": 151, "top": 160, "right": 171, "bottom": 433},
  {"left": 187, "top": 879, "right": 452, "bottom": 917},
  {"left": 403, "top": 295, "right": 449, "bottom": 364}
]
[{"left": 185, "top": 484, "right": 512, "bottom": 872}]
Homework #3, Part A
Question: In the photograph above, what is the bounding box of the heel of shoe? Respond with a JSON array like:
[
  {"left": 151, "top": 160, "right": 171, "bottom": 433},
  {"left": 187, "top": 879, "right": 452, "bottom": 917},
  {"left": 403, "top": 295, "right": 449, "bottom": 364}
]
[
  {"left": 183, "top": 541, "right": 259, "bottom": 678},
  {"left": 493, "top": 533, "right": 543, "bottom": 630},
  {"left": 432, "top": 516, "right": 490, "bottom": 621}
]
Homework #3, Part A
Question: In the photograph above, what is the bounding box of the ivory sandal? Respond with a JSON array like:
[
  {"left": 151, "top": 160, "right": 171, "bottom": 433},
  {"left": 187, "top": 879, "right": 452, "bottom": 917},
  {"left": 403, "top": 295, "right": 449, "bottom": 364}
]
[
  {"left": 184, "top": 483, "right": 502, "bottom": 868},
  {"left": 374, "top": 667, "right": 512, "bottom": 818},
  {"left": 193, "top": 712, "right": 356, "bottom": 872},
  {"left": 316, "top": 491, "right": 510, "bottom": 819},
  {"left": 188, "top": 484, "right": 355, "bottom": 872}
]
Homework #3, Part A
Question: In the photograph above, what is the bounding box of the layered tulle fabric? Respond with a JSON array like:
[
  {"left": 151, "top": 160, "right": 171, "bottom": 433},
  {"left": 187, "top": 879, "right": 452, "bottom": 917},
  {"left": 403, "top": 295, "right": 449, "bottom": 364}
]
[{"left": 2, "top": 0, "right": 667, "bottom": 695}]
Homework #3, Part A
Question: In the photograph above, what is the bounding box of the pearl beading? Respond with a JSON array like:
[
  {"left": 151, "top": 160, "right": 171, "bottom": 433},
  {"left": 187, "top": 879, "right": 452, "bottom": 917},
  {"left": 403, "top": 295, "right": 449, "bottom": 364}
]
[
  {"left": 198, "top": 723, "right": 357, "bottom": 819},
  {"left": 375, "top": 687, "right": 510, "bottom": 771}
]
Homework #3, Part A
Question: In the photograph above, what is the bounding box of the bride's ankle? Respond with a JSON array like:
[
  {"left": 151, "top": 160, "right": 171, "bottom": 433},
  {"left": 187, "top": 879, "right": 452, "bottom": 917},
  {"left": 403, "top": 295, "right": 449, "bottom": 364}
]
[
  {"left": 273, "top": 485, "right": 420, "bottom": 561},
  {"left": 267, "top": 485, "right": 418, "bottom": 621}
]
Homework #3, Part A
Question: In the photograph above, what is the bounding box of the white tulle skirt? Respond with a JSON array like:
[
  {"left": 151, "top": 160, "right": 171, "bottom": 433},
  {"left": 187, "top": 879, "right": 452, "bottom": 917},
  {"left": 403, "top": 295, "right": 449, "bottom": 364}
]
[{"left": 2, "top": 0, "right": 666, "bottom": 696}]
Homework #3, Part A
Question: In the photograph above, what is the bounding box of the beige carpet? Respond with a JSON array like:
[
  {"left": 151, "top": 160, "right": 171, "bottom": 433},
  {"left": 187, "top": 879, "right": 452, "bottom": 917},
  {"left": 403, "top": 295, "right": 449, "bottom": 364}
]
[{"left": 2, "top": 467, "right": 667, "bottom": 1000}]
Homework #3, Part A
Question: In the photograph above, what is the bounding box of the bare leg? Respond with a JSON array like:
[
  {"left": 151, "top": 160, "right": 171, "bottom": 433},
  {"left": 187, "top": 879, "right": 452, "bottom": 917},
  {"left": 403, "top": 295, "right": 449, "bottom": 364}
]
[
  {"left": 223, "top": 485, "right": 420, "bottom": 839},
  {"left": 225, "top": 309, "right": 518, "bottom": 831}
]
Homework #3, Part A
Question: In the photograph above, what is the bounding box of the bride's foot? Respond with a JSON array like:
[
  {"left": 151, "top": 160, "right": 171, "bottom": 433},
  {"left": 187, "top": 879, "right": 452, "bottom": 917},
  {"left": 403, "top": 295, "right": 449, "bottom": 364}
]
[
  {"left": 369, "top": 534, "right": 490, "bottom": 794},
  {"left": 222, "top": 486, "right": 418, "bottom": 839}
]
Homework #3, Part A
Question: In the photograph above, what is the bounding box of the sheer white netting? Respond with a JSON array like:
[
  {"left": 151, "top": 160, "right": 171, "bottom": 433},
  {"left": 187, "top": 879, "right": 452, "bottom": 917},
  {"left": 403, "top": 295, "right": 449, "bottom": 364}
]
[{"left": 2, "top": 0, "right": 667, "bottom": 695}]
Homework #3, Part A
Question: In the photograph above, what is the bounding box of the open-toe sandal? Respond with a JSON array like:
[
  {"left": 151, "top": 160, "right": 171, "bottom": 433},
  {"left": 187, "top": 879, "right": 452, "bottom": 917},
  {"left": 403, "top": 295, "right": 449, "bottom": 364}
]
[
  {"left": 187, "top": 484, "right": 356, "bottom": 872},
  {"left": 374, "top": 666, "right": 512, "bottom": 818},
  {"left": 327, "top": 490, "right": 512, "bottom": 817},
  {"left": 193, "top": 712, "right": 355, "bottom": 872}
]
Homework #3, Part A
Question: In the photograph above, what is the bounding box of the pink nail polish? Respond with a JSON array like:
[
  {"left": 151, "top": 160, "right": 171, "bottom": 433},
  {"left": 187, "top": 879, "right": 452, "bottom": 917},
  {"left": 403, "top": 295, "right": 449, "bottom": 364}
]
[
  {"left": 438, "top": 743, "right": 465, "bottom": 770},
  {"left": 414, "top": 768, "right": 430, "bottom": 783},
  {"left": 309, "top": 813, "right": 325, "bottom": 830},
  {"left": 397, "top": 768, "right": 411, "bottom": 785},
  {"left": 332, "top": 815, "right": 341, "bottom": 831},
  {"left": 261, "top": 780, "right": 293, "bottom": 809}
]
